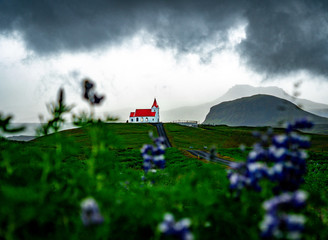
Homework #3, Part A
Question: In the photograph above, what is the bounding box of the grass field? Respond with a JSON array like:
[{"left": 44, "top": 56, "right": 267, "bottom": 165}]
[
  {"left": 163, "top": 123, "right": 328, "bottom": 161},
  {"left": 0, "top": 122, "right": 327, "bottom": 239}
]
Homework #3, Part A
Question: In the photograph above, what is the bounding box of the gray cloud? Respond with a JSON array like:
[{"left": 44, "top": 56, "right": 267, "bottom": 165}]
[
  {"left": 37, "top": 69, "right": 83, "bottom": 98},
  {"left": 238, "top": 0, "right": 328, "bottom": 78},
  {"left": 1, "top": 0, "right": 328, "bottom": 78},
  {"left": 0, "top": 1, "right": 245, "bottom": 53}
]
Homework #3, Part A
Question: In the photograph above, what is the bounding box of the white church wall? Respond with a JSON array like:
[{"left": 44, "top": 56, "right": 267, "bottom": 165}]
[{"left": 129, "top": 116, "right": 158, "bottom": 123}]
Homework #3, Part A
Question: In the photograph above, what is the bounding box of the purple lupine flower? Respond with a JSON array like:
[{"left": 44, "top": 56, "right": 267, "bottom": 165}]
[
  {"left": 260, "top": 191, "right": 307, "bottom": 239},
  {"left": 81, "top": 198, "right": 104, "bottom": 226},
  {"left": 229, "top": 119, "right": 312, "bottom": 193},
  {"left": 141, "top": 132, "right": 166, "bottom": 174},
  {"left": 290, "top": 132, "right": 311, "bottom": 148},
  {"left": 263, "top": 191, "right": 307, "bottom": 213},
  {"left": 141, "top": 144, "right": 154, "bottom": 173},
  {"left": 286, "top": 118, "right": 313, "bottom": 133},
  {"left": 260, "top": 213, "right": 280, "bottom": 238},
  {"left": 228, "top": 162, "right": 249, "bottom": 192},
  {"left": 284, "top": 214, "right": 306, "bottom": 232},
  {"left": 228, "top": 159, "right": 269, "bottom": 192},
  {"left": 268, "top": 146, "right": 288, "bottom": 162},
  {"left": 227, "top": 171, "right": 249, "bottom": 191},
  {"left": 227, "top": 119, "right": 312, "bottom": 239},
  {"left": 158, "top": 213, "right": 193, "bottom": 240},
  {"left": 247, "top": 162, "right": 270, "bottom": 190},
  {"left": 261, "top": 213, "right": 306, "bottom": 240},
  {"left": 247, "top": 143, "right": 267, "bottom": 162},
  {"left": 272, "top": 135, "right": 289, "bottom": 148}
]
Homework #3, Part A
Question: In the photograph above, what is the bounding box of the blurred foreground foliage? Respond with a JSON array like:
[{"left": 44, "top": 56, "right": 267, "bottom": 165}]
[
  {"left": 36, "top": 88, "right": 73, "bottom": 136},
  {"left": 0, "top": 122, "right": 328, "bottom": 239},
  {"left": 0, "top": 124, "right": 255, "bottom": 240},
  {"left": 0, "top": 113, "right": 25, "bottom": 134}
]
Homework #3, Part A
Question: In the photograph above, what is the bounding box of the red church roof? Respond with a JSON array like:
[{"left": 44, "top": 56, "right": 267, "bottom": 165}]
[
  {"left": 152, "top": 98, "right": 159, "bottom": 108},
  {"left": 131, "top": 109, "right": 156, "bottom": 117},
  {"left": 130, "top": 99, "right": 159, "bottom": 119}
]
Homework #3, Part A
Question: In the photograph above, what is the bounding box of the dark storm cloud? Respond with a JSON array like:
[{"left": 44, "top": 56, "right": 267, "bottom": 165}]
[
  {"left": 1, "top": 0, "right": 328, "bottom": 78},
  {"left": 238, "top": 0, "right": 328, "bottom": 77},
  {"left": 0, "top": 0, "right": 245, "bottom": 54}
]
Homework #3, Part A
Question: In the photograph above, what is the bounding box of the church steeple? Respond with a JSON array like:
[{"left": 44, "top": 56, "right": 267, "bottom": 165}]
[
  {"left": 152, "top": 98, "right": 159, "bottom": 108},
  {"left": 151, "top": 98, "right": 159, "bottom": 122}
]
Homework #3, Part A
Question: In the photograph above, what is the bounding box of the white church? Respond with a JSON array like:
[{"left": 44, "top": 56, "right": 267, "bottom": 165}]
[{"left": 129, "top": 99, "right": 159, "bottom": 123}]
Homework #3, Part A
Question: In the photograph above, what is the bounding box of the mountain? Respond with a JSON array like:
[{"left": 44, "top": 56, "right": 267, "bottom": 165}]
[
  {"left": 203, "top": 95, "right": 328, "bottom": 130},
  {"left": 162, "top": 85, "right": 328, "bottom": 122}
]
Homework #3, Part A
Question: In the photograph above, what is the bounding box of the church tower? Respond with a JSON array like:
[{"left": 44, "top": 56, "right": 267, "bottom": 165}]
[{"left": 151, "top": 98, "right": 159, "bottom": 122}]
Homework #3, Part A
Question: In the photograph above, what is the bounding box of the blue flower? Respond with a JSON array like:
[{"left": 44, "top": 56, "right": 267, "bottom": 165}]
[
  {"left": 227, "top": 119, "right": 312, "bottom": 239},
  {"left": 261, "top": 191, "right": 307, "bottom": 239},
  {"left": 158, "top": 213, "right": 193, "bottom": 240},
  {"left": 286, "top": 118, "right": 313, "bottom": 134},
  {"left": 81, "top": 198, "right": 104, "bottom": 226},
  {"left": 141, "top": 132, "right": 166, "bottom": 174},
  {"left": 272, "top": 135, "right": 289, "bottom": 148}
]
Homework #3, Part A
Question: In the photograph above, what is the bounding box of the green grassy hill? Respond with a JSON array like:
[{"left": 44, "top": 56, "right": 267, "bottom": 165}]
[
  {"left": 8, "top": 122, "right": 327, "bottom": 161},
  {"left": 1, "top": 122, "right": 328, "bottom": 239},
  {"left": 31, "top": 123, "right": 157, "bottom": 148},
  {"left": 3, "top": 122, "right": 326, "bottom": 163},
  {"left": 163, "top": 123, "right": 328, "bottom": 160}
]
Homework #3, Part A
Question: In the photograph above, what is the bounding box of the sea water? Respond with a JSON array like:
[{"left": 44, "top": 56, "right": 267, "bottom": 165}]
[{"left": 2, "top": 123, "right": 77, "bottom": 138}]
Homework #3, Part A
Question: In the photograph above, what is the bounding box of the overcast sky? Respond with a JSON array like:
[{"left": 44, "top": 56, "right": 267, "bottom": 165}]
[{"left": 1, "top": 0, "right": 328, "bottom": 122}]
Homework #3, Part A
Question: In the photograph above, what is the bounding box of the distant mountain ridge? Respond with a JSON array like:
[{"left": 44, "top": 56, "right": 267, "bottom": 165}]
[
  {"left": 203, "top": 94, "right": 328, "bottom": 131},
  {"left": 162, "top": 85, "right": 328, "bottom": 122},
  {"left": 221, "top": 85, "right": 328, "bottom": 111}
]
